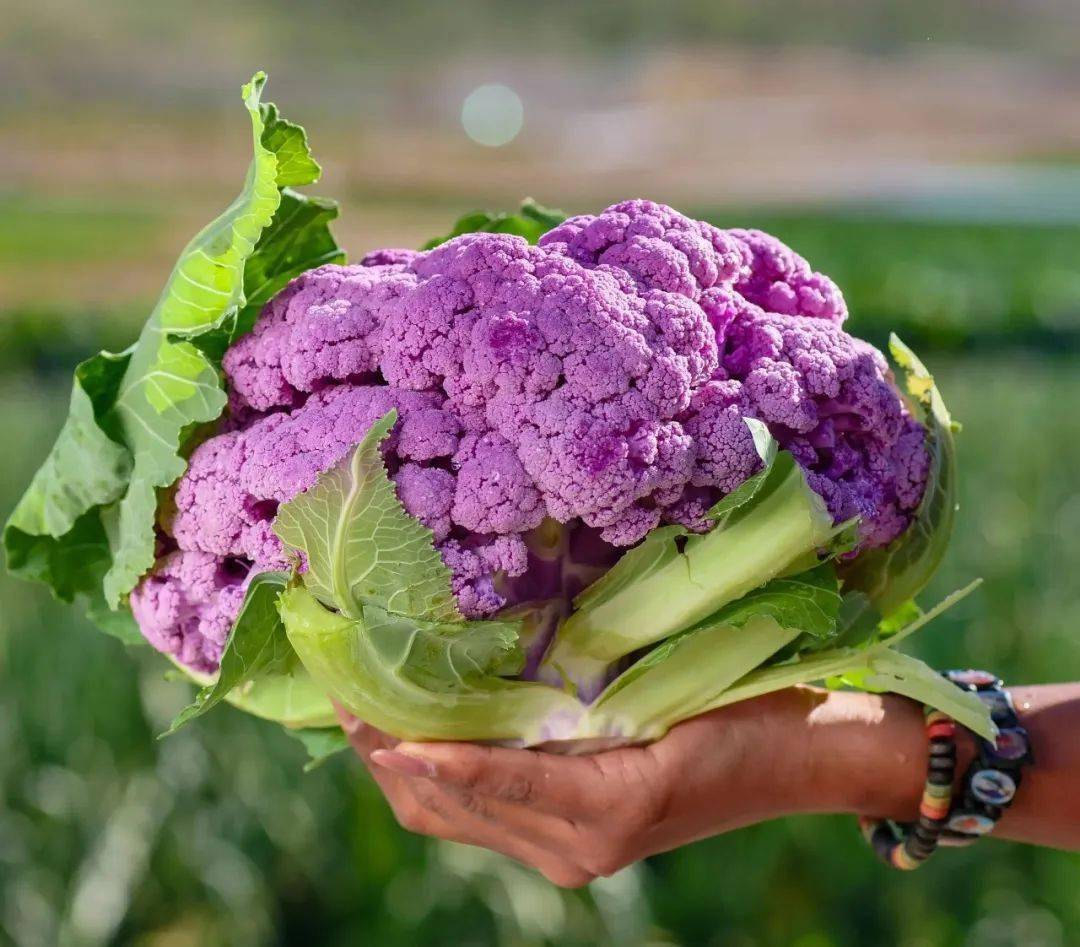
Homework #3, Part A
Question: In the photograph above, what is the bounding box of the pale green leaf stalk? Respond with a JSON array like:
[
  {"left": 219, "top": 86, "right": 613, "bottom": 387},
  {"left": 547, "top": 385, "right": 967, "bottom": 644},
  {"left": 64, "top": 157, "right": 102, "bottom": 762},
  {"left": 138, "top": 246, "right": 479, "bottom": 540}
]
[
  {"left": 597, "top": 564, "right": 842, "bottom": 704},
  {"left": 592, "top": 579, "right": 994, "bottom": 743},
  {"left": 543, "top": 450, "right": 837, "bottom": 691},
  {"left": 591, "top": 615, "right": 801, "bottom": 741},
  {"left": 282, "top": 584, "right": 584, "bottom": 744},
  {"left": 583, "top": 565, "right": 842, "bottom": 739},
  {"left": 697, "top": 581, "right": 994, "bottom": 740}
]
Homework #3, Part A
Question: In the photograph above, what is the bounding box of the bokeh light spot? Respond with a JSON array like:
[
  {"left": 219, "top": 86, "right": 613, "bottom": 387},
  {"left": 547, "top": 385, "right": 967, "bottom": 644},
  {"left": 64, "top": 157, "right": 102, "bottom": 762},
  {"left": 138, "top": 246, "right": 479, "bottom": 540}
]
[{"left": 461, "top": 84, "right": 523, "bottom": 147}]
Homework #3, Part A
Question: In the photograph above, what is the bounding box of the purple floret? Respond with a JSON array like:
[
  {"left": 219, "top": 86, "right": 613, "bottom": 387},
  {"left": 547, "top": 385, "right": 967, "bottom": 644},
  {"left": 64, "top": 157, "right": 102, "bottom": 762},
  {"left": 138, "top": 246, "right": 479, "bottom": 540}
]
[
  {"left": 133, "top": 199, "right": 928, "bottom": 671},
  {"left": 129, "top": 551, "right": 250, "bottom": 674},
  {"left": 730, "top": 228, "right": 848, "bottom": 324}
]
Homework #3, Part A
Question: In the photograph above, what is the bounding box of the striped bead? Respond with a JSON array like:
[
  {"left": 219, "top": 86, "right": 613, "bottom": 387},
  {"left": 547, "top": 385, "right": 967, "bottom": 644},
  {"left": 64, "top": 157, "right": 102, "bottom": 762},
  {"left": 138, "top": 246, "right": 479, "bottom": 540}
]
[
  {"left": 920, "top": 799, "right": 951, "bottom": 820},
  {"left": 860, "top": 704, "right": 959, "bottom": 870},
  {"left": 891, "top": 844, "right": 922, "bottom": 870},
  {"left": 926, "top": 720, "right": 956, "bottom": 741}
]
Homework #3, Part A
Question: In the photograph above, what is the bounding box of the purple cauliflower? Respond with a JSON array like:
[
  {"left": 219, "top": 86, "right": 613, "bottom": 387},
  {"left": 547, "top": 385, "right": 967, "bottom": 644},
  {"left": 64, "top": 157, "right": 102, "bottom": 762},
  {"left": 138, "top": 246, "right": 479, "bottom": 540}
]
[{"left": 130, "top": 200, "right": 928, "bottom": 672}]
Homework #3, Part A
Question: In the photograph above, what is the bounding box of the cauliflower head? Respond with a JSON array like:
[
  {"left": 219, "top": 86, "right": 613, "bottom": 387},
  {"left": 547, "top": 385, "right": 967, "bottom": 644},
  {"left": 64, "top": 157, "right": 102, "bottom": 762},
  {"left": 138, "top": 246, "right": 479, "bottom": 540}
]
[{"left": 131, "top": 200, "right": 927, "bottom": 672}]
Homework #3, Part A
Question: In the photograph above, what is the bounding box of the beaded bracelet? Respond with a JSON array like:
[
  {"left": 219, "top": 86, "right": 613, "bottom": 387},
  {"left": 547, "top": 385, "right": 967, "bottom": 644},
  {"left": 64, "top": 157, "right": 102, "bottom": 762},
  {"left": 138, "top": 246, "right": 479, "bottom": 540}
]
[
  {"left": 859, "top": 669, "right": 1033, "bottom": 869},
  {"left": 938, "top": 669, "right": 1035, "bottom": 846},
  {"left": 858, "top": 708, "right": 958, "bottom": 870}
]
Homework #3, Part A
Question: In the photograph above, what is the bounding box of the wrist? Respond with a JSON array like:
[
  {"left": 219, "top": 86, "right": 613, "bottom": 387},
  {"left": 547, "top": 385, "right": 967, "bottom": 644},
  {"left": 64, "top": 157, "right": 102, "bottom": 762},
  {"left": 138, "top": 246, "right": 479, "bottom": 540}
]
[
  {"left": 802, "top": 689, "right": 925, "bottom": 818},
  {"left": 708, "top": 687, "right": 926, "bottom": 820},
  {"left": 667, "top": 688, "right": 925, "bottom": 821},
  {"left": 656, "top": 689, "right": 873, "bottom": 829},
  {"left": 797, "top": 688, "right": 978, "bottom": 821}
]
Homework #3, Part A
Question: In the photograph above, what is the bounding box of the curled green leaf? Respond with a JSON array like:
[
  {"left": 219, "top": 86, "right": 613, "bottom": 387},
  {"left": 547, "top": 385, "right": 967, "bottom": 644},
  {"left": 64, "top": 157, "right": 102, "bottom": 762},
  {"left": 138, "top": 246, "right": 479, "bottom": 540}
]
[
  {"left": 4, "top": 71, "right": 343, "bottom": 629},
  {"left": 164, "top": 572, "right": 296, "bottom": 735}
]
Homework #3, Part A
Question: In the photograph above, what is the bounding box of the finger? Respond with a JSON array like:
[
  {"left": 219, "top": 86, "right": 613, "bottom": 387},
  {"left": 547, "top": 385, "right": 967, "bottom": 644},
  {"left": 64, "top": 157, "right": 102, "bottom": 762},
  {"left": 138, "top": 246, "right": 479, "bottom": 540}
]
[
  {"left": 382, "top": 781, "right": 591, "bottom": 881},
  {"left": 370, "top": 747, "right": 436, "bottom": 778},
  {"left": 398, "top": 782, "right": 594, "bottom": 888},
  {"left": 333, "top": 702, "right": 398, "bottom": 761},
  {"left": 412, "top": 777, "right": 587, "bottom": 861},
  {"left": 326, "top": 709, "right": 584, "bottom": 882},
  {"left": 373, "top": 741, "right": 666, "bottom": 875},
  {"left": 327, "top": 710, "right": 572, "bottom": 868},
  {"left": 374, "top": 742, "right": 606, "bottom": 818},
  {"left": 336, "top": 730, "right": 595, "bottom": 886},
  {"left": 332, "top": 703, "right": 420, "bottom": 826}
]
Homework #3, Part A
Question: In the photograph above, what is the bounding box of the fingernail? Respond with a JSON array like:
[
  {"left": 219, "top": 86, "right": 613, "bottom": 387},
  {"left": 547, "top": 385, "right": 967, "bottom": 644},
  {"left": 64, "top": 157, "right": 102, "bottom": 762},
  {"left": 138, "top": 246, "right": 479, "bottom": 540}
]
[
  {"left": 339, "top": 716, "right": 368, "bottom": 737},
  {"left": 371, "top": 749, "right": 437, "bottom": 778},
  {"left": 332, "top": 702, "right": 364, "bottom": 734}
]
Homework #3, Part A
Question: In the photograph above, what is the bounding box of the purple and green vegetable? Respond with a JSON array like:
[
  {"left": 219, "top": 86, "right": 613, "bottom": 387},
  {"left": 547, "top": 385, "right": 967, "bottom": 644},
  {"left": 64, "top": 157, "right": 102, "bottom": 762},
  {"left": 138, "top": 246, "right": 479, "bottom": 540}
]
[{"left": 4, "top": 74, "right": 992, "bottom": 766}]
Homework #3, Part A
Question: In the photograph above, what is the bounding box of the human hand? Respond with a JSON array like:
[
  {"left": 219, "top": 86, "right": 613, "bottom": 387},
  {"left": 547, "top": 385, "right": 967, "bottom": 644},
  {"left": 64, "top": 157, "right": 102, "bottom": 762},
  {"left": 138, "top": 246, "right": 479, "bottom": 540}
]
[{"left": 336, "top": 688, "right": 930, "bottom": 887}]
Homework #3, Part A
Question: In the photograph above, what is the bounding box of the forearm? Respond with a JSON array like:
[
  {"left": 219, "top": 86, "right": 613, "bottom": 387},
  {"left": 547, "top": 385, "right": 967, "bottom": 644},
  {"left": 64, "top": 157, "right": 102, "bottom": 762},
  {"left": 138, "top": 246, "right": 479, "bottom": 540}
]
[
  {"left": 993, "top": 685, "right": 1080, "bottom": 848},
  {"left": 659, "top": 684, "right": 1080, "bottom": 854}
]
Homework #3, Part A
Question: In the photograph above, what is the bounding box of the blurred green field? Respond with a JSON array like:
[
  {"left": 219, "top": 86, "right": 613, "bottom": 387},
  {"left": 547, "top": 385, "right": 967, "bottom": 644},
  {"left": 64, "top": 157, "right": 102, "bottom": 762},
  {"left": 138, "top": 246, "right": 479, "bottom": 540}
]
[
  {"left": 3, "top": 312, "right": 1079, "bottom": 942},
  {"left": 710, "top": 210, "right": 1080, "bottom": 349}
]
